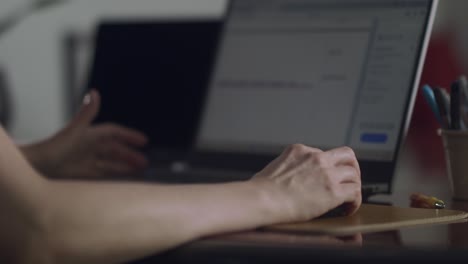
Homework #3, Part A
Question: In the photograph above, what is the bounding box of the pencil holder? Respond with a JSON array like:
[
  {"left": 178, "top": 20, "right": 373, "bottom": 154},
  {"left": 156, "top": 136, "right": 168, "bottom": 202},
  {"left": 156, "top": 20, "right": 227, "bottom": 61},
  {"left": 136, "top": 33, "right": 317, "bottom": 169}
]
[{"left": 439, "top": 129, "right": 468, "bottom": 200}]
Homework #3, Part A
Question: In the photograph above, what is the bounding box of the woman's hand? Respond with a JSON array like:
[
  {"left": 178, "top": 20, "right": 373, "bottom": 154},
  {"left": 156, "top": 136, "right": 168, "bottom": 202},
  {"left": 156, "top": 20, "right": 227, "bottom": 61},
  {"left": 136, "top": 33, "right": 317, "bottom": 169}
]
[
  {"left": 251, "top": 144, "right": 362, "bottom": 223},
  {"left": 20, "top": 90, "right": 149, "bottom": 179}
]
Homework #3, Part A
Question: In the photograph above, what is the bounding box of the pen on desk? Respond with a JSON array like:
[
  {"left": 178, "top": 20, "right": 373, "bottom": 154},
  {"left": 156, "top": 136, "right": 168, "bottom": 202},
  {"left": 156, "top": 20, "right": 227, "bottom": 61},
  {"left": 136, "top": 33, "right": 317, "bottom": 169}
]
[
  {"left": 450, "top": 80, "right": 462, "bottom": 130},
  {"left": 421, "top": 85, "right": 442, "bottom": 125},
  {"left": 410, "top": 193, "right": 446, "bottom": 209},
  {"left": 433, "top": 86, "right": 451, "bottom": 129}
]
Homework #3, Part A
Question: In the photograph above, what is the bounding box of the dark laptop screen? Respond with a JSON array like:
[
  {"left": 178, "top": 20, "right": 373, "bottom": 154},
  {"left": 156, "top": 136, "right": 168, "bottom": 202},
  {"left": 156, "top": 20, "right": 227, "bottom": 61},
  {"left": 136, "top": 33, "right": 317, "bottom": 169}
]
[{"left": 87, "top": 20, "right": 223, "bottom": 151}]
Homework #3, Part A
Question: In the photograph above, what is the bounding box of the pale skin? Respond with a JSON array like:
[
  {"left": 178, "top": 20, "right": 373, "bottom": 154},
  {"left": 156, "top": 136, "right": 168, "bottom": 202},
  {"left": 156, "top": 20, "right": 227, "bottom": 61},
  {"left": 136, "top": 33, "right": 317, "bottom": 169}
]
[{"left": 0, "top": 90, "right": 362, "bottom": 264}]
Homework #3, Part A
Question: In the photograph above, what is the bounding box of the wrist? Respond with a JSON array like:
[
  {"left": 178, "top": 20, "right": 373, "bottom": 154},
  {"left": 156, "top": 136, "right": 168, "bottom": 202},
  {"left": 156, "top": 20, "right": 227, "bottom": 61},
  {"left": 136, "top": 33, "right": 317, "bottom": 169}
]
[
  {"left": 246, "top": 178, "right": 297, "bottom": 225},
  {"left": 185, "top": 180, "right": 292, "bottom": 239}
]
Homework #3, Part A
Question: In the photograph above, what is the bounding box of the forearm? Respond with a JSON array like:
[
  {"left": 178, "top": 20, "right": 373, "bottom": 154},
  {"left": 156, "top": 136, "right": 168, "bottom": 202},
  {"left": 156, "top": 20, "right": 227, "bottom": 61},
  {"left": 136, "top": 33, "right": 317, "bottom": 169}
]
[
  {"left": 40, "top": 179, "right": 282, "bottom": 264},
  {"left": 3, "top": 143, "right": 283, "bottom": 264},
  {"left": 14, "top": 134, "right": 285, "bottom": 263},
  {"left": 6, "top": 129, "right": 280, "bottom": 263}
]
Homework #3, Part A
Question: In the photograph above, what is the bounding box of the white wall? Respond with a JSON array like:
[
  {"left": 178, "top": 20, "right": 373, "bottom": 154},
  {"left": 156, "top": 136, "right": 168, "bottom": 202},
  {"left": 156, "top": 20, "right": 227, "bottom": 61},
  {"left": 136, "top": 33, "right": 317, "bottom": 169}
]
[
  {"left": 0, "top": 0, "right": 467, "bottom": 142},
  {"left": 0, "top": 0, "right": 226, "bottom": 142}
]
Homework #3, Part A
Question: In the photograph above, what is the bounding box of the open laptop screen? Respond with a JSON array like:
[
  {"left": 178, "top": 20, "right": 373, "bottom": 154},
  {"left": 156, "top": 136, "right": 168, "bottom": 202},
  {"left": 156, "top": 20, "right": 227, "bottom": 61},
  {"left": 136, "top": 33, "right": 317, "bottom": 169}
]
[{"left": 197, "top": 0, "right": 435, "bottom": 163}]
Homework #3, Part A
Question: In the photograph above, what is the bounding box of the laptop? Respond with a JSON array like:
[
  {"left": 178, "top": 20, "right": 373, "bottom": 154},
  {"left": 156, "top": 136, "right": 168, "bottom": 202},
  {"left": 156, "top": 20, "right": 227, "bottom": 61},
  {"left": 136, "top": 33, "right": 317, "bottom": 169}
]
[
  {"left": 87, "top": 0, "right": 438, "bottom": 197},
  {"left": 86, "top": 18, "right": 223, "bottom": 151}
]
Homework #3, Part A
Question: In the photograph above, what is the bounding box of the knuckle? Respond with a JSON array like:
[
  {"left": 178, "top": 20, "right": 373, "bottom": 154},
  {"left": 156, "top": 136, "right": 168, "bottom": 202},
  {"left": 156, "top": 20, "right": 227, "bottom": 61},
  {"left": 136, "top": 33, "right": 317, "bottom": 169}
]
[
  {"left": 341, "top": 146, "right": 357, "bottom": 159},
  {"left": 340, "top": 146, "right": 354, "bottom": 154},
  {"left": 286, "top": 144, "right": 323, "bottom": 159},
  {"left": 284, "top": 144, "right": 308, "bottom": 160},
  {"left": 289, "top": 144, "right": 308, "bottom": 153},
  {"left": 303, "top": 151, "right": 315, "bottom": 161},
  {"left": 310, "top": 153, "right": 327, "bottom": 167}
]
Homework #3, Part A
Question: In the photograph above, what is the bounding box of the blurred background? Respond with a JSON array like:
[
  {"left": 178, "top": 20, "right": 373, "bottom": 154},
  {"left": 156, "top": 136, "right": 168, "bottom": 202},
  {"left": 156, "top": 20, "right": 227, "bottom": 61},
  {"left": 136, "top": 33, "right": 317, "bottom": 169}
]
[
  {"left": 0, "top": 0, "right": 225, "bottom": 142},
  {"left": 0, "top": 0, "right": 467, "bottom": 165}
]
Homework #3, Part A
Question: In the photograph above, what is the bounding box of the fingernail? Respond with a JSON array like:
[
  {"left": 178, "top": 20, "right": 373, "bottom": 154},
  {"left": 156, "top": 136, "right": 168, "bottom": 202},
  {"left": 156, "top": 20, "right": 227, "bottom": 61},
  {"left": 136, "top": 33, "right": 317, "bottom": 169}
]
[{"left": 83, "top": 93, "right": 92, "bottom": 105}]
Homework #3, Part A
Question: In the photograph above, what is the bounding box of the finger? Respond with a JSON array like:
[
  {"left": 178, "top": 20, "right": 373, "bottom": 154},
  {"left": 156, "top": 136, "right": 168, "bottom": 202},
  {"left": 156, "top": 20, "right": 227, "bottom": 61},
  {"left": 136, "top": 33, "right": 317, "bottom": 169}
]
[
  {"left": 68, "top": 89, "right": 101, "bottom": 130},
  {"left": 95, "top": 159, "right": 137, "bottom": 176},
  {"left": 99, "top": 142, "right": 149, "bottom": 169},
  {"left": 322, "top": 166, "right": 361, "bottom": 215},
  {"left": 323, "top": 147, "right": 360, "bottom": 171},
  {"left": 100, "top": 124, "right": 148, "bottom": 147},
  {"left": 328, "top": 166, "right": 361, "bottom": 185},
  {"left": 338, "top": 182, "right": 362, "bottom": 216}
]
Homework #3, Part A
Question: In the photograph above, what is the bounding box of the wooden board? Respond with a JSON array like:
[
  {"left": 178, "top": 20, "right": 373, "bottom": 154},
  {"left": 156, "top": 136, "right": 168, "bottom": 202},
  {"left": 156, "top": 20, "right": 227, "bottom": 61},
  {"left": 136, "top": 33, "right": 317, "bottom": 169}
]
[{"left": 265, "top": 204, "right": 468, "bottom": 236}]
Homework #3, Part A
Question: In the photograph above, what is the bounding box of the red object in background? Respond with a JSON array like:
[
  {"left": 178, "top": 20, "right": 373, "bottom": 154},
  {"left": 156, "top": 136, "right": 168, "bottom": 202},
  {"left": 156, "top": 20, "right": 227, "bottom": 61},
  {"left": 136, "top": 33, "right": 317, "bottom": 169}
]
[{"left": 408, "top": 31, "right": 464, "bottom": 170}]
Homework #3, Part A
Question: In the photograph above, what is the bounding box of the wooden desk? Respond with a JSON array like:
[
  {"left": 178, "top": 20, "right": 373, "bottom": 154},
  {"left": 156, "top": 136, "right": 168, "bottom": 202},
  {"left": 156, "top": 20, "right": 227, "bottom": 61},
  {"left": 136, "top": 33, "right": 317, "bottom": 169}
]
[{"left": 133, "top": 142, "right": 468, "bottom": 263}]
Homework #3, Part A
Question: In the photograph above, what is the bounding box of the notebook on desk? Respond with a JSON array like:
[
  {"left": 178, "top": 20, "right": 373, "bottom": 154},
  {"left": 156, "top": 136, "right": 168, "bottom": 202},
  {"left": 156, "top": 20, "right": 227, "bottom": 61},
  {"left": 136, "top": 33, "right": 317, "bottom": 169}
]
[{"left": 86, "top": 0, "right": 439, "bottom": 197}]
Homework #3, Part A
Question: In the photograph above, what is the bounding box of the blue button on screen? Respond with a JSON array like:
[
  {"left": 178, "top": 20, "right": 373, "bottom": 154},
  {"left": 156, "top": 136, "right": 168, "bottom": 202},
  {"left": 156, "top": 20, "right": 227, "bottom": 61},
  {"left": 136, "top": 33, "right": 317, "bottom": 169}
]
[{"left": 361, "top": 133, "right": 388, "bottom": 143}]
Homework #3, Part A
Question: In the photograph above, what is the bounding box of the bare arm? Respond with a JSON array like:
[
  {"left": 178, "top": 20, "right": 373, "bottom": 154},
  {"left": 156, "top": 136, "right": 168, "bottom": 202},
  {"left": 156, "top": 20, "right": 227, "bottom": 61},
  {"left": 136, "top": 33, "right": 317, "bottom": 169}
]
[
  {"left": 1, "top": 126, "right": 277, "bottom": 263},
  {"left": 0, "top": 124, "right": 361, "bottom": 264},
  {"left": 43, "top": 179, "right": 279, "bottom": 263}
]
